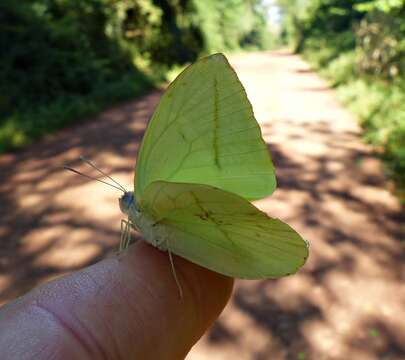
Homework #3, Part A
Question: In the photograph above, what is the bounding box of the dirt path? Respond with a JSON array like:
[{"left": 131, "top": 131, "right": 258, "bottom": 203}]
[{"left": 1, "top": 51, "right": 404, "bottom": 359}]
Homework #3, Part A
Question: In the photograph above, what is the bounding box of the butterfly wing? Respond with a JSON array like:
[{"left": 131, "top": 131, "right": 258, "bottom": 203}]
[
  {"left": 135, "top": 53, "right": 276, "bottom": 201},
  {"left": 138, "top": 181, "right": 308, "bottom": 279}
]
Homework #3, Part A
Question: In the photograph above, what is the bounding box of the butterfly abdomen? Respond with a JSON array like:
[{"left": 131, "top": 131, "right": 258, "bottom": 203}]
[{"left": 128, "top": 205, "right": 169, "bottom": 251}]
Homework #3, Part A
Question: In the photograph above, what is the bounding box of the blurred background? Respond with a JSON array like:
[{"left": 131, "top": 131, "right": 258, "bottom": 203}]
[{"left": 0, "top": 1, "right": 404, "bottom": 359}]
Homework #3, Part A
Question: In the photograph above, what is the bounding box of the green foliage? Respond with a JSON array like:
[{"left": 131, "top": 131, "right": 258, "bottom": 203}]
[
  {"left": 0, "top": 0, "right": 271, "bottom": 152},
  {"left": 303, "top": 31, "right": 355, "bottom": 67},
  {"left": 1, "top": 0, "right": 146, "bottom": 109},
  {"left": 319, "top": 51, "right": 357, "bottom": 85},
  {"left": 0, "top": 0, "right": 153, "bottom": 151},
  {"left": 0, "top": 75, "right": 149, "bottom": 152},
  {"left": 355, "top": 0, "right": 404, "bottom": 12},
  {"left": 277, "top": 0, "right": 362, "bottom": 52},
  {"left": 107, "top": 0, "right": 202, "bottom": 65},
  {"left": 335, "top": 76, "right": 405, "bottom": 194},
  {"left": 356, "top": 9, "right": 405, "bottom": 78},
  {"left": 192, "top": 0, "right": 271, "bottom": 53},
  {"left": 278, "top": 0, "right": 405, "bottom": 197}
]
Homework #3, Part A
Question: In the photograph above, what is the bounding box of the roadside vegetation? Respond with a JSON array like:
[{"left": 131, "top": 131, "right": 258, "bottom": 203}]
[
  {"left": 0, "top": 0, "right": 271, "bottom": 152},
  {"left": 277, "top": 0, "right": 405, "bottom": 198}
]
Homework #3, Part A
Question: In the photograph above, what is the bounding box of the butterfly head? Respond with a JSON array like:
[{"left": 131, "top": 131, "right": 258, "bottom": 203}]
[{"left": 119, "top": 191, "right": 135, "bottom": 215}]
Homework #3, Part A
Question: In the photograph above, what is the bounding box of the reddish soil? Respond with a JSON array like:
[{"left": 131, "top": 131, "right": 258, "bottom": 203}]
[{"left": 0, "top": 51, "right": 404, "bottom": 360}]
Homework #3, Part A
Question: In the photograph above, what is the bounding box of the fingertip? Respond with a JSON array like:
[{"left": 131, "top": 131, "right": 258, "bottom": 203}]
[
  {"left": 98, "top": 241, "right": 234, "bottom": 357},
  {"left": 0, "top": 241, "right": 233, "bottom": 360},
  {"left": 168, "top": 247, "right": 234, "bottom": 338},
  {"left": 120, "top": 241, "right": 234, "bottom": 353}
]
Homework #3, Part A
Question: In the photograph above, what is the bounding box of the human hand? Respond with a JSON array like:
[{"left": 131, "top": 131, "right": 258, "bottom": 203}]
[{"left": 0, "top": 242, "right": 233, "bottom": 359}]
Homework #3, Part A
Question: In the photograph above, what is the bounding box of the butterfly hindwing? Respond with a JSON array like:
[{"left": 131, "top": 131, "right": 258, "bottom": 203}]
[{"left": 138, "top": 181, "right": 308, "bottom": 279}]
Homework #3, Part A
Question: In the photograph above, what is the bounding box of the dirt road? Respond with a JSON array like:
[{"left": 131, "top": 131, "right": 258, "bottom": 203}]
[{"left": 0, "top": 51, "right": 404, "bottom": 359}]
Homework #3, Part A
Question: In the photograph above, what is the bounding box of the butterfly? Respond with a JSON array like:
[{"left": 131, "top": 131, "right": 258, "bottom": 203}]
[{"left": 117, "top": 53, "right": 309, "bottom": 284}]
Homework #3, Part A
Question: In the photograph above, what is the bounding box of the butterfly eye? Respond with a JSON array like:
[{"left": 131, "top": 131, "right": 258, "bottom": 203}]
[{"left": 119, "top": 192, "right": 134, "bottom": 214}]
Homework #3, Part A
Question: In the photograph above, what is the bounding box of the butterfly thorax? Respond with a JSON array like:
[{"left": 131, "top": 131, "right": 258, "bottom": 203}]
[{"left": 119, "top": 191, "right": 168, "bottom": 251}]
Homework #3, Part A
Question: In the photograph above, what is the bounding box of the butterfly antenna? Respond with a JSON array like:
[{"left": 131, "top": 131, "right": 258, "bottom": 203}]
[
  {"left": 64, "top": 166, "right": 125, "bottom": 193},
  {"left": 79, "top": 155, "right": 127, "bottom": 193},
  {"left": 167, "top": 239, "right": 183, "bottom": 299}
]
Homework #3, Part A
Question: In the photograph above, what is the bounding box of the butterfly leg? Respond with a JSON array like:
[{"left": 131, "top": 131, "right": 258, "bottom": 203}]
[
  {"left": 119, "top": 218, "right": 131, "bottom": 253},
  {"left": 166, "top": 238, "right": 183, "bottom": 299}
]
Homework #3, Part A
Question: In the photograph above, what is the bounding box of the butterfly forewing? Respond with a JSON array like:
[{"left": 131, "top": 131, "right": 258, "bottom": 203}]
[{"left": 135, "top": 53, "right": 276, "bottom": 201}]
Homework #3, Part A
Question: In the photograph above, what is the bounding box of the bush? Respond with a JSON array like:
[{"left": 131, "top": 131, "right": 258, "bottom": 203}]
[
  {"left": 321, "top": 51, "right": 357, "bottom": 86},
  {"left": 279, "top": 0, "right": 405, "bottom": 198},
  {"left": 1, "top": 0, "right": 272, "bottom": 152},
  {"left": 0, "top": 73, "right": 151, "bottom": 152},
  {"left": 356, "top": 9, "right": 405, "bottom": 79},
  {"left": 318, "top": 56, "right": 405, "bottom": 198},
  {"left": 0, "top": 0, "right": 154, "bottom": 151}
]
